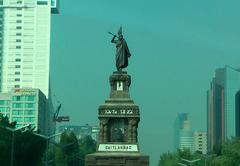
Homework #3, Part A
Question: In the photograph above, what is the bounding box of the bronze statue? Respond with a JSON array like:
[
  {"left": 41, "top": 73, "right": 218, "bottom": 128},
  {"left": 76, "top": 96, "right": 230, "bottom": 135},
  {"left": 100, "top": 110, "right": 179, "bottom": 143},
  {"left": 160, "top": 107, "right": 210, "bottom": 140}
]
[{"left": 110, "top": 27, "right": 131, "bottom": 71}]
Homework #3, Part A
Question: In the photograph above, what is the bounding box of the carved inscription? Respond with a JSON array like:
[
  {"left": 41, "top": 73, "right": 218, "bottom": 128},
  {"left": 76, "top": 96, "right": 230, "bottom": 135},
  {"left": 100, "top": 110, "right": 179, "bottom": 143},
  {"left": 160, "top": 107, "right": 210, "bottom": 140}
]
[{"left": 102, "top": 109, "right": 136, "bottom": 115}]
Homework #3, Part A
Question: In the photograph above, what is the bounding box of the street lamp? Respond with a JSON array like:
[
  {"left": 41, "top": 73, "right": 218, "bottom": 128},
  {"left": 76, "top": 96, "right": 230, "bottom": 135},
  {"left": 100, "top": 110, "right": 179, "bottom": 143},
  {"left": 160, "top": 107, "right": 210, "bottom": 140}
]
[
  {"left": 2, "top": 124, "right": 31, "bottom": 166},
  {"left": 32, "top": 132, "right": 62, "bottom": 166},
  {"left": 181, "top": 158, "right": 201, "bottom": 166}
]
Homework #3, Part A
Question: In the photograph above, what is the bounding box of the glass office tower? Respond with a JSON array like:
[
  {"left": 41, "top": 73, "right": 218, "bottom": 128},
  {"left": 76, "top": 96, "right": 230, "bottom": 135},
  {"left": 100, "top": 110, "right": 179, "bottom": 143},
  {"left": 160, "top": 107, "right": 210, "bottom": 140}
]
[{"left": 207, "top": 66, "right": 240, "bottom": 151}]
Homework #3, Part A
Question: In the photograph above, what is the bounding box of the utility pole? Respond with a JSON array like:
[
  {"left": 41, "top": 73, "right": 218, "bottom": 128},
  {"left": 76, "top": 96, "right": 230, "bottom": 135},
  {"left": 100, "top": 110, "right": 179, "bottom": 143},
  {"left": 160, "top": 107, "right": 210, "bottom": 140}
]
[
  {"left": 2, "top": 124, "right": 31, "bottom": 166},
  {"left": 33, "top": 132, "right": 62, "bottom": 166}
]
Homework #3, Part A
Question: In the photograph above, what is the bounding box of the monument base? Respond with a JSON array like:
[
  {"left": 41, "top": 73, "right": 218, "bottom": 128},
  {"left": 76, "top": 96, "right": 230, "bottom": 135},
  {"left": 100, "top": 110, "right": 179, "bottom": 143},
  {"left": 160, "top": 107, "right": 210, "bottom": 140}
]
[{"left": 85, "top": 152, "right": 149, "bottom": 166}]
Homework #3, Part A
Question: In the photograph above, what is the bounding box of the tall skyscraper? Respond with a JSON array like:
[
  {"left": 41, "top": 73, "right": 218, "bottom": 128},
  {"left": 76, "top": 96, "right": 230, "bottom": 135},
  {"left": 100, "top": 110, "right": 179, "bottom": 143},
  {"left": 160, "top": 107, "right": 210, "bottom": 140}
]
[
  {"left": 174, "top": 113, "right": 188, "bottom": 150},
  {"left": 0, "top": 0, "right": 58, "bottom": 98},
  {"left": 207, "top": 66, "right": 240, "bottom": 151},
  {"left": 174, "top": 113, "right": 194, "bottom": 152},
  {"left": 0, "top": 0, "right": 59, "bottom": 134},
  {"left": 179, "top": 120, "right": 194, "bottom": 152}
]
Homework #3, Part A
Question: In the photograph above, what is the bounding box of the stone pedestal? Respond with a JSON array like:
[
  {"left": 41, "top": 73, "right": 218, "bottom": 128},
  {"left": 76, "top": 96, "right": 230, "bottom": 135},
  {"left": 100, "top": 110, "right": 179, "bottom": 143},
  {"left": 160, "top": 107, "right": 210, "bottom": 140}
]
[
  {"left": 86, "top": 153, "right": 149, "bottom": 166},
  {"left": 85, "top": 71, "right": 149, "bottom": 166}
]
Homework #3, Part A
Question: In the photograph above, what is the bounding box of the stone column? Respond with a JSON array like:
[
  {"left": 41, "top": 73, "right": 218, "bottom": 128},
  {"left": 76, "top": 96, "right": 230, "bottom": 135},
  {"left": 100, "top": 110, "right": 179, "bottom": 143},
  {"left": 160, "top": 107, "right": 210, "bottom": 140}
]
[{"left": 99, "top": 118, "right": 109, "bottom": 143}]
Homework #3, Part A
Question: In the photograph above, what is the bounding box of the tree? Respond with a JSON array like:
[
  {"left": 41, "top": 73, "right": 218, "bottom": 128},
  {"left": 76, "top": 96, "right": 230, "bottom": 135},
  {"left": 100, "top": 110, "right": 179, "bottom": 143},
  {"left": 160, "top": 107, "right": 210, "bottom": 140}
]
[
  {"left": 158, "top": 152, "right": 178, "bottom": 166},
  {"left": 55, "top": 131, "right": 80, "bottom": 166},
  {"left": 210, "top": 137, "right": 240, "bottom": 166},
  {"left": 158, "top": 149, "right": 205, "bottom": 166},
  {"left": 79, "top": 135, "right": 96, "bottom": 166},
  {"left": 0, "top": 114, "right": 45, "bottom": 166},
  {"left": 0, "top": 114, "right": 14, "bottom": 165}
]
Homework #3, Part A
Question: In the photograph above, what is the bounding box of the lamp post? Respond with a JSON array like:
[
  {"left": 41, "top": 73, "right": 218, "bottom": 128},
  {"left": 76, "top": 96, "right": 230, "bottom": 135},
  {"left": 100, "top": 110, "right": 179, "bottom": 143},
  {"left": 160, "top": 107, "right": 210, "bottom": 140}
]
[
  {"left": 2, "top": 124, "right": 31, "bottom": 166},
  {"left": 177, "top": 162, "right": 187, "bottom": 166},
  {"left": 32, "top": 132, "right": 62, "bottom": 166},
  {"left": 181, "top": 158, "right": 201, "bottom": 166}
]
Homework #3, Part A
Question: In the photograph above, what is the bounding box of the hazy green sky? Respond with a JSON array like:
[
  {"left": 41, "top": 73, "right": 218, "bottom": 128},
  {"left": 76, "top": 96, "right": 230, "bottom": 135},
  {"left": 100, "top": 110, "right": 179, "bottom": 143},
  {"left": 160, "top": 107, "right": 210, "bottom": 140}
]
[{"left": 50, "top": 0, "right": 240, "bottom": 165}]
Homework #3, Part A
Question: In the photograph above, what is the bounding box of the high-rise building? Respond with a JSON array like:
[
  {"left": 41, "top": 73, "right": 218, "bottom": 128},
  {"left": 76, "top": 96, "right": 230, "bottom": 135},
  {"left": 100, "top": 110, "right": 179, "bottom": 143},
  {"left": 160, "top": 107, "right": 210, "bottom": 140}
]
[
  {"left": 193, "top": 131, "right": 207, "bottom": 155},
  {"left": 207, "top": 66, "right": 240, "bottom": 151},
  {"left": 174, "top": 113, "right": 188, "bottom": 150},
  {"left": 179, "top": 120, "right": 194, "bottom": 152},
  {"left": 0, "top": 0, "right": 58, "bottom": 97},
  {"left": 0, "top": 0, "right": 59, "bottom": 134},
  {"left": 0, "top": 88, "right": 48, "bottom": 133},
  {"left": 174, "top": 113, "right": 194, "bottom": 152}
]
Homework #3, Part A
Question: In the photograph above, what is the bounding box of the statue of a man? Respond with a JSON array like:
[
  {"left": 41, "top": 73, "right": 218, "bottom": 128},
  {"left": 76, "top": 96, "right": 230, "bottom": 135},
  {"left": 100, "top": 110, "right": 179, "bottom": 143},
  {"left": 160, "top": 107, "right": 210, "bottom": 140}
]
[{"left": 111, "top": 27, "right": 131, "bottom": 71}]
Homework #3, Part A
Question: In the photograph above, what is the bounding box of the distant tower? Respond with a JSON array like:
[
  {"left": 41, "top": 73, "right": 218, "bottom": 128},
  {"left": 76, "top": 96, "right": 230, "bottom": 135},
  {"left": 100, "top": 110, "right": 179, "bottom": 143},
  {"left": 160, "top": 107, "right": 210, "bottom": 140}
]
[
  {"left": 179, "top": 119, "right": 194, "bottom": 152},
  {"left": 207, "top": 66, "right": 240, "bottom": 152},
  {"left": 174, "top": 113, "right": 188, "bottom": 150}
]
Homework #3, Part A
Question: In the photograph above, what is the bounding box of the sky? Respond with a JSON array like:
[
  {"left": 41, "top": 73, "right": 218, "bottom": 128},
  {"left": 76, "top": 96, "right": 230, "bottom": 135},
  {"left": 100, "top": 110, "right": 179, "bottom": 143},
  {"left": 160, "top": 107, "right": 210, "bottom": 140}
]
[{"left": 50, "top": 0, "right": 240, "bottom": 165}]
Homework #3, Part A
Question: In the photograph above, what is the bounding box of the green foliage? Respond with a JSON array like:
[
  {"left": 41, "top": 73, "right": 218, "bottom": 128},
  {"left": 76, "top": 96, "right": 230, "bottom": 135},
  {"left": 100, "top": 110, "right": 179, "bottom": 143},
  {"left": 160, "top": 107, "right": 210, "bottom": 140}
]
[
  {"left": 79, "top": 135, "right": 96, "bottom": 166},
  {"left": 14, "top": 130, "right": 46, "bottom": 166},
  {"left": 0, "top": 114, "right": 45, "bottom": 166},
  {"left": 210, "top": 138, "right": 240, "bottom": 166},
  {"left": 158, "top": 152, "right": 178, "bottom": 166},
  {"left": 159, "top": 149, "right": 203, "bottom": 166},
  {"left": 0, "top": 113, "right": 16, "bottom": 128},
  {"left": 159, "top": 137, "right": 240, "bottom": 166},
  {"left": 55, "top": 131, "right": 80, "bottom": 166}
]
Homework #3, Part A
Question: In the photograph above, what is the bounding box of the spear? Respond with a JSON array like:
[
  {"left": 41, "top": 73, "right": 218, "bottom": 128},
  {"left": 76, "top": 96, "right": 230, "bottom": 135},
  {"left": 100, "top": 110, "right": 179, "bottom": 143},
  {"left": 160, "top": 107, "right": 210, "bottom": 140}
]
[{"left": 108, "top": 32, "right": 119, "bottom": 38}]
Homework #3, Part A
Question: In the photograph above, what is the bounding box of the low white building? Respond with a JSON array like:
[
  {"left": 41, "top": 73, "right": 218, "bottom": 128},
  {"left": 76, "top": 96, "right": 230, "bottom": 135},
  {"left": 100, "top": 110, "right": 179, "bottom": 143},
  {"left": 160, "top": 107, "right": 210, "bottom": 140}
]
[{"left": 194, "top": 131, "right": 207, "bottom": 154}]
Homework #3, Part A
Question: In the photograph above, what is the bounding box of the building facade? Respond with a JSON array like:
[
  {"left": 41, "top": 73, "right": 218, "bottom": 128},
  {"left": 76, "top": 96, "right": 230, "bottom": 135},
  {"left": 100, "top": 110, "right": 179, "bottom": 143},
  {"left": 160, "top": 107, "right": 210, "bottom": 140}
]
[
  {"left": 207, "top": 66, "right": 240, "bottom": 152},
  {"left": 179, "top": 120, "right": 194, "bottom": 152},
  {"left": 174, "top": 113, "right": 188, "bottom": 150},
  {"left": 0, "top": 88, "right": 47, "bottom": 133},
  {"left": 174, "top": 113, "right": 194, "bottom": 152},
  {"left": 0, "top": 0, "right": 59, "bottom": 134},
  {"left": 193, "top": 131, "right": 207, "bottom": 155},
  {"left": 0, "top": 0, "right": 53, "bottom": 97}
]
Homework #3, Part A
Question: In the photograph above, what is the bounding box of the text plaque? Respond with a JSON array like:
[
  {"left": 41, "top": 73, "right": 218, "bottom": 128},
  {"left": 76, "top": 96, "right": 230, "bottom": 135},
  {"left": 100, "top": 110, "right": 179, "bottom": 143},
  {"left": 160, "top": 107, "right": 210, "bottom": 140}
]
[{"left": 98, "top": 144, "right": 138, "bottom": 152}]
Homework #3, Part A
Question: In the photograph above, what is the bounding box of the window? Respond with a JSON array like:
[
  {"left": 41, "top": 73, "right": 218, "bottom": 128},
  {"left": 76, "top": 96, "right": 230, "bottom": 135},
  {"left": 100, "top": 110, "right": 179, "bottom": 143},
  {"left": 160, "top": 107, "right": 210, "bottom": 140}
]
[
  {"left": 16, "top": 33, "right": 21, "bottom": 36},
  {"left": 25, "top": 110, "right": 35, "bottom": 115},
  {"left": 16, "top": 39, "right": 21, "bottom": 42},
  {"left": 15, "top": 71, "right": 20, "bottom": 75},
  {"left": 12, "top": 117, "right": 23, "bottom": 122},
  {"left": 15, "top": 78, "right": 20, "bottom": 81},
  {"left": 17, "top": 8, "right": 22, "bottom": 10},
  {"left": 13, "top": 103, "right": 23, "bottom": 108},
  {"left": 0, "top": 100, "right": 4, "bottom": 105},
  {"left": 13, "top": 110, "right": 23, "bottom": 115},
  {"left": 17, "top": 1, "right": 22, "bottom": 4},
  {"left": 0, "top": 107, "right": 5, "bottom": 112},
  {"left": 37, "top": 1, "right": 48, "bottom": 5},
  {"left": 17, "top": 14, "right": 22, "bottom": 17},
  {"left": 16, "top": 46, "right": 21, "bottom": 49},
  {"left": 15, "top": 59, "right": 21, "bottom": 62},
  {"left": 26, "top": 96, "right": 35, "bottom": 101},
  {"left": 16, "top": 26, "right": 22, "bottom": 30},
  {"left": 25, "top": 103, "right": 35, "bottom": 108},
  {"left": 14, "top": 85, "right": 20, "bottom": 88},
  {"left": 15, "top": 65, "right": 21, "bottom": 68},
  {"left": 13, "top": 96, "right": 21, "bottom": 101},
  {"left": 24, "top": 117, "right": 35, "bottom": 122},
  {"left": 16, "top": 20, "right": 22, "bottom": 23}
]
